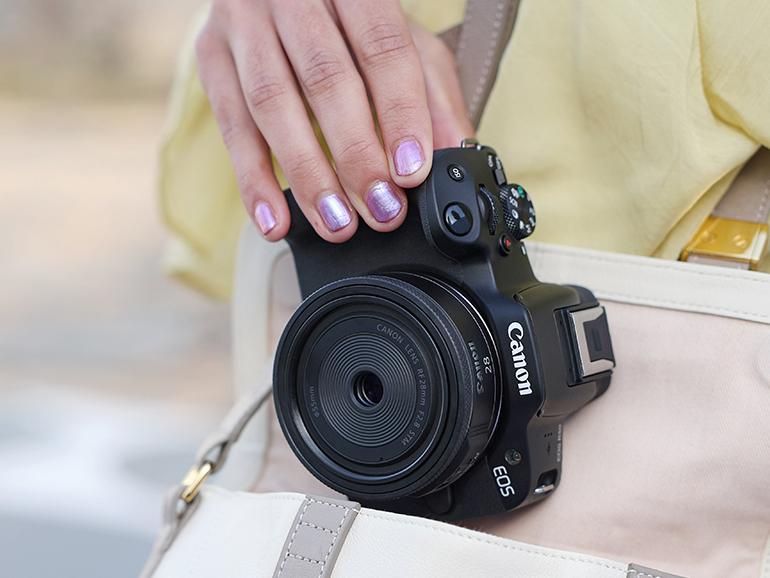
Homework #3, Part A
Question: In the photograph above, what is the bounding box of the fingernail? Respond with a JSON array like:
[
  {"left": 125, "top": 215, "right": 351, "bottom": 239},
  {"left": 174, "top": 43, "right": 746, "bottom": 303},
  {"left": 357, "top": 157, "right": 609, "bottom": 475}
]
[
  {"left": 318, "top": 193, "right": 351, "bottom": 232},
  {"left": 254, "top": 201, "right": 277, "bottom": 235},
  {"left": 393, "top": 138, "right": 424, "bottom": 176},
  {"left": 367, "top": 181, "right": 403, "bottom": 223}
]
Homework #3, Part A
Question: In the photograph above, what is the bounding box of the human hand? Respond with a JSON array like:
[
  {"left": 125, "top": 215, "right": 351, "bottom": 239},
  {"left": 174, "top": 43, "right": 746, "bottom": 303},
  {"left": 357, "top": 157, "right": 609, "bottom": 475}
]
[{"left": 196, "top": 0, "right": 474, "bottom": 242}]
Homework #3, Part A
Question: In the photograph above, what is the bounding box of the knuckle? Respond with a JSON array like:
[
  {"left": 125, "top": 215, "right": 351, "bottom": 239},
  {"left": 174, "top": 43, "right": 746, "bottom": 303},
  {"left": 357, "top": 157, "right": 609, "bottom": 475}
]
[
  {"left": 235, "top": 166, "right": 261, "bottom": 197},
  {"left": 299, "top": 49, "right": 349, "bottom": 99},
  {"left": 336, "top": 134, "right": 381, "bottom": 169},
  {"left": 244, "top": 72, "right": 287, "bottom": 112},
  {"left": 283, "top": 150, "right": 325, "bottom": 185},
  {"left": 213, "top": 99, "right": 240, "bottom": 148},
  {"left": 378, "top": 97, "right": 421, "bottom": 129},
  {"left": 358, "top": 20, "right": 413, "bottom": 68}
]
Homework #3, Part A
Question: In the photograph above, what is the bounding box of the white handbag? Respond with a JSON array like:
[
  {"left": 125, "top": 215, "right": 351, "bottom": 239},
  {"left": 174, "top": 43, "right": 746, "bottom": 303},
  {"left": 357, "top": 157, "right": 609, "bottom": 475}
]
[
  {"left": 141, "top": 234, "right": 770, "bottom": 578},
  {"left": 143, "top": 1, "right": 770, "bottom": 576}
]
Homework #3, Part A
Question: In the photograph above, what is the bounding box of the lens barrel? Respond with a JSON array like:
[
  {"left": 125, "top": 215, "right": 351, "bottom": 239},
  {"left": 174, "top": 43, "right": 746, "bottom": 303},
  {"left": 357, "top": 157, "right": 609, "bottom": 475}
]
[{"left": 273, "top": 274, "right": 499, "bottom": 501}]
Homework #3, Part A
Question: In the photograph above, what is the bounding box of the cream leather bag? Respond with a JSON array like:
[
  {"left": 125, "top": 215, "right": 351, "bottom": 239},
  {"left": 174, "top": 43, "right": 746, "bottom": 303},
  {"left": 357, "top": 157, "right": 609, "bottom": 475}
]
[{"left": 143, "top": 2, "right": 770, "bottom": 577}]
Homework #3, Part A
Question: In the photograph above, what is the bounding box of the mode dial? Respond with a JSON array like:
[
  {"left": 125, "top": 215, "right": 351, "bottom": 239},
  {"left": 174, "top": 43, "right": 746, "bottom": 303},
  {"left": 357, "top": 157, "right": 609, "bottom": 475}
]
[{"left": 499, "top": 184, "right": 536, "bottom": 240}]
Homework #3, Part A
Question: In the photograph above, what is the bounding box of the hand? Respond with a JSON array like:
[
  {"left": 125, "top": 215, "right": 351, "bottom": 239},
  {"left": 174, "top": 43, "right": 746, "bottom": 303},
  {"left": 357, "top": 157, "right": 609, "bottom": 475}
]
[{"left": 196, "top": 0, "right": 474, "bottom": 242}]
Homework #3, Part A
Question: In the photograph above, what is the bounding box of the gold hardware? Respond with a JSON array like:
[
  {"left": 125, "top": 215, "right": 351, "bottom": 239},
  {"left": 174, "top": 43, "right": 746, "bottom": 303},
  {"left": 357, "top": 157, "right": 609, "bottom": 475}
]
[
  {"left": 180, "top": 461, "right": 213, "bottom": 504},
  {"left": 680, "top": 216, "right": 768, "bottom": 270}
]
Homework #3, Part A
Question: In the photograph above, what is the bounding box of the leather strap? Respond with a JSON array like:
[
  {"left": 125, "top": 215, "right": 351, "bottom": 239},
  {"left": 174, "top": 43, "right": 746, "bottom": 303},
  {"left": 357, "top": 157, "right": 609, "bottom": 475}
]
[
  {"left": 627, "top": 563, "right": 685, "bottom": 578},
  {"left": 712, "top": 147, "right": 770, "bottom": 224},
  {"left": 439, "top": 0, "right": 521, "bottom": 128},
  {"left": 272, "top": 496, "right": 360, "bottom": 578}
]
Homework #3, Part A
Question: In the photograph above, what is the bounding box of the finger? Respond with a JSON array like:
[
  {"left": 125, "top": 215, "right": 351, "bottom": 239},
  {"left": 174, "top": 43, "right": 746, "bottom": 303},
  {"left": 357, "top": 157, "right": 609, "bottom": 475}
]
[
  {"left": 225, "top": 5, "right": 357, "bottom": 242},
  {"left": 409, "top": 22, "right": 475, "bottom": 149},
  {"left": 195, "top": 23, "right": 289, "bottom": 241},
  {"left": 272, "top": 0, "right": 407, "bottom": 230},
  {"left": 335, "top": 0, "right": 434, "bottom": 188}
]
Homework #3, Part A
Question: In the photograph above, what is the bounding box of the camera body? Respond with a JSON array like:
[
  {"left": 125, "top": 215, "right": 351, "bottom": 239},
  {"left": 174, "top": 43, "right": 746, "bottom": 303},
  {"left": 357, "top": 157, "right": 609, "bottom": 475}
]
[{"left": 273, "top": 142, "right": 614, "bottom": 521}]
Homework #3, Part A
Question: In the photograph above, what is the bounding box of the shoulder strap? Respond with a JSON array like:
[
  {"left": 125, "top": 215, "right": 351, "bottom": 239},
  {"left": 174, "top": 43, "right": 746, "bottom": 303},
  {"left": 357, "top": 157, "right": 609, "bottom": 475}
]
[
  {"left": 439, "top": 0, "right": 522, "bottom": 128},
  {"left": 681, "top": 147, "right": 770, "bottom": 270}
]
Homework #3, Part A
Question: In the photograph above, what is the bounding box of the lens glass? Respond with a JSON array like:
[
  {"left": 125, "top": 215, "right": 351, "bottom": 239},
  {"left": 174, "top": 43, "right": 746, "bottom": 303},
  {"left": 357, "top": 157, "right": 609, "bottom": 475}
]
[{"left": 352, "top": 371, "right": 384, "bottom": 408}]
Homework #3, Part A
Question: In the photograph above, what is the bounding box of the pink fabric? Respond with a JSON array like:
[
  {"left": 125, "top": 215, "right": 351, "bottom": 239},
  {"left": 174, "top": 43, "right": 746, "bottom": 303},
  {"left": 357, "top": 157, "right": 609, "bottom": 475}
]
[{"left": 254, "top": 293, "right": 770, "bottom": 577}]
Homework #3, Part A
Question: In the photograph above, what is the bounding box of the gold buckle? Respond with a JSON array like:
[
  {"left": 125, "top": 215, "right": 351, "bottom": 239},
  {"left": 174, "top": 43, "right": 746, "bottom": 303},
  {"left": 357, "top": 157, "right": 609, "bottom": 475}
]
[
  {"left": 680, "top": 216, "right": 768, "bottom": 270},
  {"left": 180, "top": 461, "right": 213, "bottom": 504}
]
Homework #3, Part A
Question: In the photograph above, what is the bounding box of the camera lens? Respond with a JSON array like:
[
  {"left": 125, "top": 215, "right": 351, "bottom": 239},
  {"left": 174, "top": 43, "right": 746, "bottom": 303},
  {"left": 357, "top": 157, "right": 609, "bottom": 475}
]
[{"left": 274, "top": 274, "right": 500, "bottom": 502}]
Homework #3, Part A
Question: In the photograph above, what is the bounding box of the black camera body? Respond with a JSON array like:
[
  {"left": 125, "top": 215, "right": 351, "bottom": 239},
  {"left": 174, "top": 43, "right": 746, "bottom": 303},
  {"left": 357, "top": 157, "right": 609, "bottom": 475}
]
[{"left": 273, "top": 142, "right": 614, "bottom": 521}]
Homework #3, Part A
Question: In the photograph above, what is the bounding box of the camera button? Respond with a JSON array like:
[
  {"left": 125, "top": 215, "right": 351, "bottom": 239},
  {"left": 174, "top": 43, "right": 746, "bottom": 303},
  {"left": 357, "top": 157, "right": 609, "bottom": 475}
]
[
  {"left": 498, "top": 234, "right": 513, "bottom": 255},
  {"left": 444, "top": 203, "right": 473, "bottom": 236},
  {"left": 447, "top": 164, "right": 465, "bottom": 182},
  {"left": 478, "top": 186, "right": 499, "bottom": 235},
  {"left": 494, "top": 157, "right": 507, "bottom": 186}
]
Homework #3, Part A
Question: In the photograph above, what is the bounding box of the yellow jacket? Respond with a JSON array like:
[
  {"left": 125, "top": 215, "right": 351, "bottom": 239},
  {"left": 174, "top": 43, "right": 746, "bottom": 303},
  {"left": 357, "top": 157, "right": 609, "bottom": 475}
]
[{"left": 159, "top": 0, "right": 770, "bottom": 299}]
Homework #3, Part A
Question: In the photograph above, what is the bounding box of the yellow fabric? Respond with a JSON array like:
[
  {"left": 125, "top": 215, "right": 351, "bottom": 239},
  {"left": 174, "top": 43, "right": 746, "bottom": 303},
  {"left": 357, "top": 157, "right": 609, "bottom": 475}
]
[{"left": 159, "top": 0, "right": 770, "bottom": 299}]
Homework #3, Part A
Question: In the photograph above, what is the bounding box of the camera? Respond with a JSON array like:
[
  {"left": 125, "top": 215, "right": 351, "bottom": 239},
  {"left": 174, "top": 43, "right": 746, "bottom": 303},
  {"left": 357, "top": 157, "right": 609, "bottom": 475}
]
[{"left": 273, "top": 141, "right": 614, "bottom": 521}]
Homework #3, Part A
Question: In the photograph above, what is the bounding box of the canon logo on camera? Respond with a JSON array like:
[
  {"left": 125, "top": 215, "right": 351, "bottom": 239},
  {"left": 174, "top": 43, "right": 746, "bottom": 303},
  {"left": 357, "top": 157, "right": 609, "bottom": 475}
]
[{"left": 507, "top": 321, "right": 533, "bottom": 396}]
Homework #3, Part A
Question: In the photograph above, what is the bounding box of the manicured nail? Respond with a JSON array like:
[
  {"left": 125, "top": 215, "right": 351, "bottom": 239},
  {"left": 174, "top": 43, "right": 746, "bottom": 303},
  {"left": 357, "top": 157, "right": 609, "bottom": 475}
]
[
  {"left": 393, "top": 138, "right": 424, "bottom": 176},
  {"left": 367, "top": 181, "right": 403, "bottom": 223},
  {"left": 318, "top": 193, "right": 351, "bottom": 232},
  {"left": 254, "top": 201, "right": 277, "bottom": 235}
]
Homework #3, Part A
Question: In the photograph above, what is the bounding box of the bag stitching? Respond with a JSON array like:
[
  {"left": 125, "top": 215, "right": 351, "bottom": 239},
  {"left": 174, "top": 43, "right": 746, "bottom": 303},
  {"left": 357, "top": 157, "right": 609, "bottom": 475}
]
[
  {"left": 755, "top": 177, "right": 770, "bottom": 223},
  {"left": 627, "top": 569, "right": 663, "bottom": 578},
  {"left": 318, "top": 505, "right": 351, "bottom": 578},
  {"left": 287, "top": 553, "right": 321, "bottom": 565},
  {"left": 276, "top": 498, "right": 310, "bottom": 577},
  {"left": 358, "top": 510, "right": 626, "bottom": 572},
  {"left": 470, "top": 0, "right": 506, "bottom": 114},
  {"left": 307, "top": 497, "right": 349, "bottom": 511},
  {"left": 599, "top": 290, "right": 770, "bottom": 322},
  {"left": 534, "top": 245, "right": 770, "bottom": 287},
  {"left": 300, "top": 521, "right": 336, "bottom": 535}
]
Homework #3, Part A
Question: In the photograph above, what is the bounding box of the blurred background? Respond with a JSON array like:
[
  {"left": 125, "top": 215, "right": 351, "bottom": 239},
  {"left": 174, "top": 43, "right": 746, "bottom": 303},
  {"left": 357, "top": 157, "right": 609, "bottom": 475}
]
[{"left": 0, "top": 1, "right": 233, "bottom": 576}]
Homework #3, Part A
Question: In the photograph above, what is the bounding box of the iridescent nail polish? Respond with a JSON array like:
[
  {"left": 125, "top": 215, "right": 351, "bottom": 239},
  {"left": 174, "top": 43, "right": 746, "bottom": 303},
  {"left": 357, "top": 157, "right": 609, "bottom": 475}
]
[
  {"left": 254, "top": 202, "right": 277, "bottom": 235},
  {"left": 393, "top": 138, "right": 424, "bottom": 176},
  {"left": 318, "top": 193, "right": 351, "bottom": 232},
  {"left": 367, "top": 181, "right": 402, "bottom": 223}
]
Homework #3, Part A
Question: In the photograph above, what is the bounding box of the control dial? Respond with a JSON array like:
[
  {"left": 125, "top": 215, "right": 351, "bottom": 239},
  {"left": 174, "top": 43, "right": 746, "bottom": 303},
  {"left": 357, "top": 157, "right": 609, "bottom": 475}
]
[{"left": 499, "top": 184, "right": 536, "bottom": 240}]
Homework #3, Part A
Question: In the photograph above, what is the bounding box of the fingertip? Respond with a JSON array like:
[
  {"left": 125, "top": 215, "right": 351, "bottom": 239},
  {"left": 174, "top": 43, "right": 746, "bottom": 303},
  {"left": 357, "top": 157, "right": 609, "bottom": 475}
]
[
  {"left": 362, "top": 180, "right": 408, "bottom": 231},
  {"left": 305, "top": 192, "right": 359, "bottom": 243},
  {"left": 390, "top": 136, "right": 432, "bottom": 189},
  {"left": 251, "top": 197, "right": 290, "bottom": 241}
]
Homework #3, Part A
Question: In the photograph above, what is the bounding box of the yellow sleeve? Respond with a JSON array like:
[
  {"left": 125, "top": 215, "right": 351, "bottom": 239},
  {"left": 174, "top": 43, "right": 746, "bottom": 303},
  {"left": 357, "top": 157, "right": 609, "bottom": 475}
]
[
  {"left": 698, "top": 0, "right": 770, "bottom": 148},
  {"left": 158, "top": 6, "right": 243, "bottom": 300}
]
